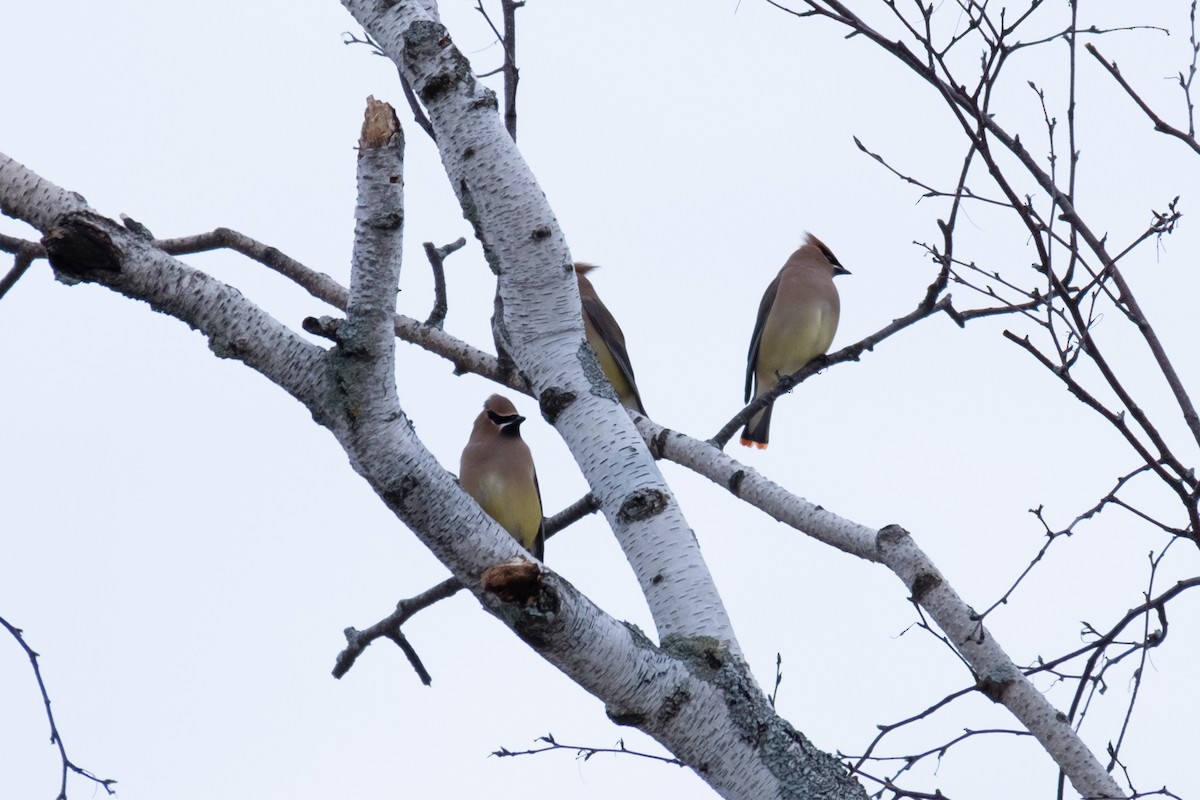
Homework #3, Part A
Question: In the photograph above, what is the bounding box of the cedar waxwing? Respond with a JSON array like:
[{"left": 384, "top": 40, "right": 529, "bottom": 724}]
[
  {"left": 460, "top": 394, "right": 545, "bottom": 559},
  {"left": 576, "top": 264, "right": 647, "bottom": 415},
  {"left": 741, "top": 234, "right": 850, "bottom": 449}
]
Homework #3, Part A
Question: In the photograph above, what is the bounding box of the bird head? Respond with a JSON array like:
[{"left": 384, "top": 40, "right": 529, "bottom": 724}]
[
  {"left": 804, "top": 232, "right": 851, "bottom": 277},
  {"left": 483, "top": 394, "right": 526, "bottom": 436}
]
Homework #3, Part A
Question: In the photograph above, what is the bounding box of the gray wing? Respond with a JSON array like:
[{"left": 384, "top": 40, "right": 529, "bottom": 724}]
[
  {"left": 582, "top": 296, "right": 646, "bottom": 415},
  {"left": 745, "top": 275, "right": 780, "bottom": 403}
]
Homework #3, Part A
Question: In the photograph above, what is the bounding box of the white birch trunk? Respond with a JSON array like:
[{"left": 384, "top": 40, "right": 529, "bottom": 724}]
[
  {"left": 0, "top": 137, "right": 871, "bottom": 797},
  {"left": 642, "top": 416, "right": 1127, "bottom": 799},
  {"left": 339, "top": 0, "right": 742, "bottom": 652},
  {"left": 1, "top": 3, "right": 1126, "bottom": 796}
]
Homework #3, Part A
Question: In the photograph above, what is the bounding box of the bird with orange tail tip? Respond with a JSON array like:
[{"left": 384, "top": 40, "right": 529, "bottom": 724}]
[
  {"left": 575, "top": 263, "right": 647, "bottom": 416},
  {"left": 460, "top": 394, "right": 545, "bottom": 559},
  {"left": 741, "top": 234, "right": 849, "bottom": 449}
]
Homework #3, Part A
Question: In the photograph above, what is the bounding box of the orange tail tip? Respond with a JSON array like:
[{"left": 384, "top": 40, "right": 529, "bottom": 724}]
[{"left": 739, "top": 437, "right": 768, "bottom": 450}]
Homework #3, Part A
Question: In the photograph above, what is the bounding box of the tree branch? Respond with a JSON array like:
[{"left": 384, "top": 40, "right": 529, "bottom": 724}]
[
  {"left": 641, "top": 411, "right": 1127, "bottom": 800},
  {"left": 711, "top": 295, "right": 958, "bottom": 449},
  {"left": 1, "top": 616, "right": 117, "bottom": 799},
  {"left": 422, "top": 236, "right": 465, "bottom": 328},
  {"left": 798, "top": 1, "right": 1200, "bottom": 458},
  {"left": 154, "top": 227, "right": 524, "bottom": 389},
  {"left": 1085, "top": 43, "right": 1200, "bottom": 155},
  {"left": 332, "top": 492, "right": 599, "bottom": 682},
  {"left": 0, "top": 240, "right": 41, "bottom": 300}
]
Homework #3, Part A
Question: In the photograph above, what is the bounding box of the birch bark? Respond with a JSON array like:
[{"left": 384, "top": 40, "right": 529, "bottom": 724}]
[
  {"left": 1, "top": 116, "right": 868, "bottom": 796},
  {"left": 340, "top": 0, "right": 742, "bottom": 653}
]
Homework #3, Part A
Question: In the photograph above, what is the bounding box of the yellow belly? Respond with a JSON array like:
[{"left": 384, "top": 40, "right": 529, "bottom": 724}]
[
  {"left": 756, "top": 305, "right": 837, "bottom": 390},
  {"left": 472, "top": 474, "right": 542, "bottom": 552}
]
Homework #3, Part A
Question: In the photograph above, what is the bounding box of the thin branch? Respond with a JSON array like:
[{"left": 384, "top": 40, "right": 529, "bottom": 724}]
[
  {"left": 852, "top": 135, "right": 1012, "bottom": 210},
  {"left": 767, "top": 652, "right": 783, "bottom": 710},
  {"left": 846, "top": 684, "right": 976, "bottom": 775},
  {"left": 500, "top": 0, "right": 521, "bottom": 139},
  {"left": 343, "top": 30, "right": 437, "bottom": 141},
  {"left": 422, "top": 236, "right": 466, "bottom": 328},
  {"left": 1003, "top": 330, "right": 1196, "bottom": 502},
  {"left": 847, "top": 726, "right": 1032, "bottom": 773},
  {"left": 544, "top": 492, "right": 602, "bottom": 533},
  {"left": 1185, "top": 0, "right": 1199, "bottom": 137},
  {"left": 1106, "top": 545, "right": 1177, "bottom": 771},
  {"left": 332, "top": 493, "right": 599, "bottom": 681},
  {"left": 1022, "top": 577, "right": 1200, "bottom": 687},
  {"left": 332, "top": 576, "right": 463, "bottom": 681},
  {"left": 973, "top": 510, "right": 1071, "bottom": 622},
  {"left": 398, "top": 70, "right": 438, "bottom": 142},
  {"left": 798, "top": 1, "right": 1200, "bottom": 456},
  {"left": 710, "top": 295, "right": 958, "bottom": 448},
  {"left": 474, "top": 0, "right": 522, "bottom": 139},
  {"left": 155, "top": 228, "right": 525, "bottom": 388},
  {"left": 922, "top": 123, "right": 981, "bottom": 310},
  {"left": 0, "top": 241, "right": 41, "bottom": 300},
  {"left": 0, "top": 232, "right": 40, "bottom": 254},
  {"left": 848, "top": 575, "right": 1200, "bottom": 791},
  {"left": 492, "top": 732, "right": 684, "bottom": 766},
  {"left": 853, "top": 767, "right": 957, "bottom": 800},
  {"left": 1, "top": 616, "right": 117, "bottom": 799},
  {"left": 977, "top": 463, "right": 1174, "bottom": 623},
  {"left": 823, "top": 0, "right": 1200, "bottom": 545},
  {"left": 1086, "top": 43, "right": 1200, "bottom": 155}
]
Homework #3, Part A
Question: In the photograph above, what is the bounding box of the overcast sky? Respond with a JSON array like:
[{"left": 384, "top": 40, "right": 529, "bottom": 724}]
[{"left": 3, "top": 2, "right": 1198, "bottom": 799}]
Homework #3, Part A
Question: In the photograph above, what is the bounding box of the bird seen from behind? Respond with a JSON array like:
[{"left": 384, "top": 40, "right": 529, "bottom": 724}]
[{"left": 576, "top": 263, "right": 647, "bottom": 416}]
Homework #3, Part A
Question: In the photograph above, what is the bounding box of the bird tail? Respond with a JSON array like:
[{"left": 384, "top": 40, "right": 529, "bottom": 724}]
[{"left": 739, "top": 403, "right": 773, "bottom": 449}]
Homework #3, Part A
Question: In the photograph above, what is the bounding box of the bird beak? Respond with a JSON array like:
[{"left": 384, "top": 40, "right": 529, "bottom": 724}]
[{"left": 835, "top": 265, "right": 851, "bottom": 277}]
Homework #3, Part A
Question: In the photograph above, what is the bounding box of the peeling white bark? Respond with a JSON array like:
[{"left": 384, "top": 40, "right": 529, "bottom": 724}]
[
  {"left": 1, "top": 143, "right": 871, "bottom": 797},
  {"left": 2, "top": 4, "right": 1126, "bottom": 796},
  {"left": 340, "top": 0, "right": 743, "bottom": 655},
  {"left": 641, "top": 416, "right": 1127, "bottom": 800}
]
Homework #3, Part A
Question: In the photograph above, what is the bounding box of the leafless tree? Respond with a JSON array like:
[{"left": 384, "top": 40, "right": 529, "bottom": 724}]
[{"left": 3, "top": 2, "right": 1196, "bottom": 799}]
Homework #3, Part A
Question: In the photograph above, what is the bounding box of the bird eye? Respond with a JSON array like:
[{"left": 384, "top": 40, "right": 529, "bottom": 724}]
[{"left": 816, "top": 242, "right": 841, "bottom": 267}]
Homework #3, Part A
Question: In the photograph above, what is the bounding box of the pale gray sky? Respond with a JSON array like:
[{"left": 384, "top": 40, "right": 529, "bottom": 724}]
[{"left": 2, "top": 2, "right": 1198, "bottom": 798}]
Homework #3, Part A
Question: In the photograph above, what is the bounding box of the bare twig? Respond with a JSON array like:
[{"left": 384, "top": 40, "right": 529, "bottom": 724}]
[
  {"left": 711, "top": 295, "right": 958, "bottom": 448},
  {"left": 332, "top": 493, "right": 599, "bottom": 681},
  {"left": 1, "top": 616, "right": 117, "bottom": 799},
  {"left": 976, "top": 464, "right": 1179, "bottom": 623},
  {"left": 1184, "top": 0, "right": 1199, "bottom": 137},
  {"left": 0, "top": 241, "right": 41, "bottom": 300},
  {"left": 474, "top": 0, "right": 523, "bottom": 139},
  {"left": 1003, "top": 330, "right": 1196, "bottom": 501},
  {"left": 1086, "top": 44, "right": 1200, "bottom": 155},
  {"left": 332, "top": 577, "right": 461, "bottom": 681},
  {"left": 155, "top": 227, "right": 525, "bottom": 388},
  {"left": 793, "top": 2, "right": 1200, "bottom": 460},
  {"left": 398, "top": 71, "right": 438, "bottom": 142},
  {"left": 0, "top": 232, "right": 40, "bottom": 254},
  {"left": 767, "top": 652, "right": 784, "bottom": 710},
  {"left": 846, "top": 727, "right": 1032, "bottom": 790},
  {"left": 846, "top": 573, "right": 1199, "bottom": 792},
  {"left": 1106, "top": 545, "right": 1178, "bottom": 771},
  {"left": 854, "top": 770, "right": 956, "bottom": 800},
  {"left": 422, "top": 237, "right": 467, "bottom": 328},
  {"left": 846, "top": 685, "right": 976, "bottom": 775},
  {"left": 493, "top": 732, "right": 683, "bottom": 766},
  {"left": 343, "top": 30, "right": 437, "bottom": 142}
]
